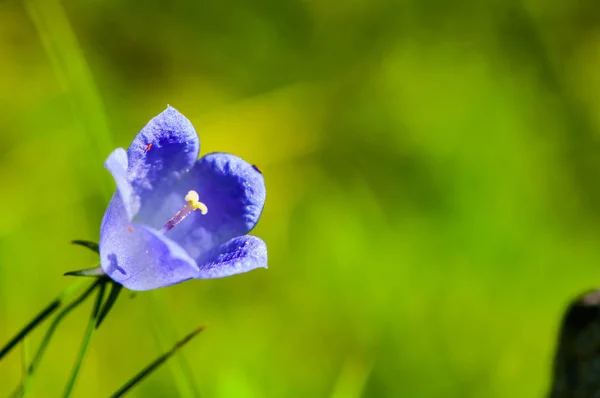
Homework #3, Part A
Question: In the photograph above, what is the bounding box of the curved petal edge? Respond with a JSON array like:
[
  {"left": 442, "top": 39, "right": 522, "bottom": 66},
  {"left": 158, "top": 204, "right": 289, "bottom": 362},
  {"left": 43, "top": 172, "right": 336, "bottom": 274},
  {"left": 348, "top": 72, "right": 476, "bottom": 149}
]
[
  {"left": 127, "top": 105, "right": 200, "bottom": 195},
  {"left": 104, "top": 148, "right": 139, "bottom": 220},
  {"left": 195, "top": 235, "right": 267, "bottom": 279}
]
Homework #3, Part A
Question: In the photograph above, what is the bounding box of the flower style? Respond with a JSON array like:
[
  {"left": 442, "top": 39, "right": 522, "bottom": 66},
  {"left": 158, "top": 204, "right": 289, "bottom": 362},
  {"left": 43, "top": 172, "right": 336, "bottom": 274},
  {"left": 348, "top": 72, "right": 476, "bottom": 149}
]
[{"left": 99, "top": 106, "right": 267, "bottom": 291}]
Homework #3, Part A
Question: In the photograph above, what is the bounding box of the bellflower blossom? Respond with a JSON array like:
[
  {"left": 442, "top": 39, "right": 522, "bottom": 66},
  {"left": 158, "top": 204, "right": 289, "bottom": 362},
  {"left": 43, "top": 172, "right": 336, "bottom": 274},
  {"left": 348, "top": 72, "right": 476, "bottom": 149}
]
[{"left": 99, "top": 106, "right": 267, "bottom": 291}]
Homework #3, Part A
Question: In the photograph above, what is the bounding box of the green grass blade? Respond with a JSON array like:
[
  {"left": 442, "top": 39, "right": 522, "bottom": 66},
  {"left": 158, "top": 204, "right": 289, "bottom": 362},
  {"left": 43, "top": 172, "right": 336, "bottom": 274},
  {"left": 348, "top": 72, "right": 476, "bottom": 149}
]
[
  {"left": 62, "top": 281, "right": 106, "bottom": 398},
  {"left": 0, "top": 279, "right": 88, "bottom": 361},
  {"left": 148, "top": 293, "right": 201, "bottom": 397},
  {"left": 0, "top": 301, "right": 59, "bottom": 362},
  {"left": 23, "top": 0, "right": 114, "bottom": 199},
  {"left": 109, "top": 326, "right": 205, "bottom": 398},
  {"left": 96, "top": 282, "right": 123, "bottom": 329},
  {"left": 19, "top": 339, "right": 29, "bottom": 398},
  {"left": 11, "top": 279, "right": 102, "bottom": 398}
]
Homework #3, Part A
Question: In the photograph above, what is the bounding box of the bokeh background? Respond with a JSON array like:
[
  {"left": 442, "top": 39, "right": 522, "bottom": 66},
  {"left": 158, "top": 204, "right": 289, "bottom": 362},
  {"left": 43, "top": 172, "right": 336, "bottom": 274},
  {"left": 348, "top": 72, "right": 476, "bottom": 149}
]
[{"left": 1, "top": 0, "right": 600, "bottom": 396}]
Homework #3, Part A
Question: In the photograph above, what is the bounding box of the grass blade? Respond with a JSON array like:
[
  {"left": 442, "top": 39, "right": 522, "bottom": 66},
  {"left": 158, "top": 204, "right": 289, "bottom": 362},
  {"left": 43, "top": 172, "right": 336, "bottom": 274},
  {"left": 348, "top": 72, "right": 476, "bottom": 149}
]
[
  {"left": 62, "top": 281, "right": 106, "bottom": 398},
  {"left": 19, "top": 339, "right": 29, "bottom": 398},
  {"left": 0, "top": 301, "right": 59, "bottom": 362},
  {"left": 148, "top": 293, "right": 201, "bottom": 397},
  {"left": 109, "top": 326, "right": 205, "bottom": 398},
  {"left": 96, "top": 282, "right": 123, "bottom": 329},
  {"left": 12, "top": 279, "right": 102, "bottom": 398},
  {"left": 23, "top": 0, "right": 114, "bottom": 200},
  {"left": 0, "top": 279, "right": 88, "bottom": 361}
]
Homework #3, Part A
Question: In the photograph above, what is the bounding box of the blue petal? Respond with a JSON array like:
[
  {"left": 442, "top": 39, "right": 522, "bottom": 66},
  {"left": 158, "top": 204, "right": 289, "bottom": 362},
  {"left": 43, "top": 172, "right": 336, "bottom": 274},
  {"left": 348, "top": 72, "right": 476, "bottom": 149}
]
[
  {"left": 195, "top": 235, "right": 267, "bottom": 279},
  {"left": 99, "top": 193, "right": 199, "bottom": 291},
  {"left": 127, "top": 106, "right": 199, "bottom": 202},
  {"left": 138, "top": 153, "right": 266, "bottom": 261},
  {"left": 104, "top": 148, "right": 139, "bottom": 220}
]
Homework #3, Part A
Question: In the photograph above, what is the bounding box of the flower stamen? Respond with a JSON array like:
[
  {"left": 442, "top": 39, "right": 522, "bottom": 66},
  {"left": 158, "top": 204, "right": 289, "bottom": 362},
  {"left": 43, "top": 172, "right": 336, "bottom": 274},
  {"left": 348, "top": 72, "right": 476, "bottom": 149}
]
[{"left": 161, "top": 190, "right": 207, "bottom": 233}]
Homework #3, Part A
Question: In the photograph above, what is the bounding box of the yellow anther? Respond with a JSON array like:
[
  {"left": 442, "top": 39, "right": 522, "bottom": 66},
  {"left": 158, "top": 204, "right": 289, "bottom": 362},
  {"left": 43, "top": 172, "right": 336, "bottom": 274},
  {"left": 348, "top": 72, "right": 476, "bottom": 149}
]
[
  {"left": 161, "top": 190, "right": 208, "bottom": 233},
  {"left": 185, "top": 190, "right": 208, "bottom": 215},
  {"left": 185, "top": 190, "right": 199, "bottom": 203}
]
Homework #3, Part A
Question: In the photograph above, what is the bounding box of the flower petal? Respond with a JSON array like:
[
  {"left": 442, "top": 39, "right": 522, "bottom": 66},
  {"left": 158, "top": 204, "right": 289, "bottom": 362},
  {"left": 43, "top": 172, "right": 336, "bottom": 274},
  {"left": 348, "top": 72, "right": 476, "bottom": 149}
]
[
  {"left": 104, "top": 148, "right": 139, "bottom": 220},
  {"left": 127, "top": 106, "right": 200, "bottom": 200},
  {"left": 136, "top": 153, "right": 266, "bottom": 261},
  {"left": 190, "top": 153, "right": 266, "bottom": 241},
  {"left": 99, "top": 193, "right": 199, "bottom": 291},
  {"left": 195, "top": 235, "right": 267, "bottom": 279}
]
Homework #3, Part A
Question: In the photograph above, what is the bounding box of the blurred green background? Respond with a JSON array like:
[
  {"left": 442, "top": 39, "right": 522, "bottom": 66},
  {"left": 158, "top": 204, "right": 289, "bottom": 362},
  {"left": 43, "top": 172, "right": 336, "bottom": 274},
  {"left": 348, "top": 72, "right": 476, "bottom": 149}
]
[{"left": 1, "top": 0, "right": 600, "bottom": 396}]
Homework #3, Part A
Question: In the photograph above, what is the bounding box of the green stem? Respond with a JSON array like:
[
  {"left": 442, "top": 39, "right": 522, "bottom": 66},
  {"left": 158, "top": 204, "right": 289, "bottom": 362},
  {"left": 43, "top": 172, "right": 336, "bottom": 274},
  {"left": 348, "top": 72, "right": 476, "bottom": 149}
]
[
  {"left": 19, "top": 339, "right": 29, "bottom": 398},
  {"left": 12, "top": 279, "right": 103, "bottom": 397},
  {"left": 62, "top": 281, "right": 106, "bottom": 398},
  {"left": 109, "top": 326, "right": 205, "bottom": 398},
  {"left": 0, "top": 301, "right": 58, "bottom": 361},
  {"left": 0, "top": 279, "right": 88, "bottom": 361},
  {"left": 96, "top": 282, "right": 123, "bottom": 329},
  {"left": 148, "top": 293, "right": 200, "bottom": 397},
  {"left": 23, "top": 0, "right": 114, "bottom": 200}
]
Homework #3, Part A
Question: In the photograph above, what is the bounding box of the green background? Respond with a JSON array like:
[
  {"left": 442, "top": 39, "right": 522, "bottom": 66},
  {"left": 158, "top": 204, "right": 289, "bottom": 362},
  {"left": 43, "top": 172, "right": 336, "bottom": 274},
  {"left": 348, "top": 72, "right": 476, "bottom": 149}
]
[{"left": 1, "top": 0, "right": 600, "bottom": 396}]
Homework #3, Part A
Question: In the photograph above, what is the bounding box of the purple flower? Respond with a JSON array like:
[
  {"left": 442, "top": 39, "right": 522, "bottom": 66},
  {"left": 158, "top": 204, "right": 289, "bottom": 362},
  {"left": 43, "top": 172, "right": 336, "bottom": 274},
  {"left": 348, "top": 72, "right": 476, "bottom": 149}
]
[{"left": 99, "top": 106, "right": 267, "bottom": 291}]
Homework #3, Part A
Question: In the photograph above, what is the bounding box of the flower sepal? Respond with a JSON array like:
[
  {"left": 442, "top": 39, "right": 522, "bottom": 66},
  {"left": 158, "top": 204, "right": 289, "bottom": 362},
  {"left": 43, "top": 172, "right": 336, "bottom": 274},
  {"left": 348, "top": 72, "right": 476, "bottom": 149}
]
[
  {"left": 66, "top": 240, "right": 105, "bottom": 277},
  {"left": 64, "top": 266, "right": 105, "bottom": 277},
  {"left": 65, "top": 239, "right": 125, "bottom": 329}
]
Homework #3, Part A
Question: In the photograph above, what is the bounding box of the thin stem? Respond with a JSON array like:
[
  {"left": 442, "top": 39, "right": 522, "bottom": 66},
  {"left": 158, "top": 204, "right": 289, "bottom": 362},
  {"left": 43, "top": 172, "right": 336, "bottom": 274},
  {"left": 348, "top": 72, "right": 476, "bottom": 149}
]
[
  {"left": 12, "top": 279, "right": 103, "bottom": 397},
  {"left": 62, "top": 281, "right": 106, "bottom": 398},
  {"left": 109, "top": 326, "right": 205, "bottom": 398},
  {"left": 0, "top": 301, "right": 58, "bottom": 362},
  {"left": 148, "top": 293, "right": 200, "bottom": 397},
  {"left": 19, "top": 339, "right": 29, "bottom": 398},
  {"left": 0, "top": 279, "right": 88, "bottom": 361},
  {"left": 96, "top": 282, "right": 123, "bottom": 329},
  {"left": 23, "top": 0, "right": 114, "bottom": 200}
]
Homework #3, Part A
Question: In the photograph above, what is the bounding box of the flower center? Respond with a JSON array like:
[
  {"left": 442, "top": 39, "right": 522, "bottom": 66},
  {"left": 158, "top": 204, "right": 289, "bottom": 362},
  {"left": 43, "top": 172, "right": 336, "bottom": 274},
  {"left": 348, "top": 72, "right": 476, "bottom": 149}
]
[{"left": 160, "top": 190, "right": 208, "bottom": 233}]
